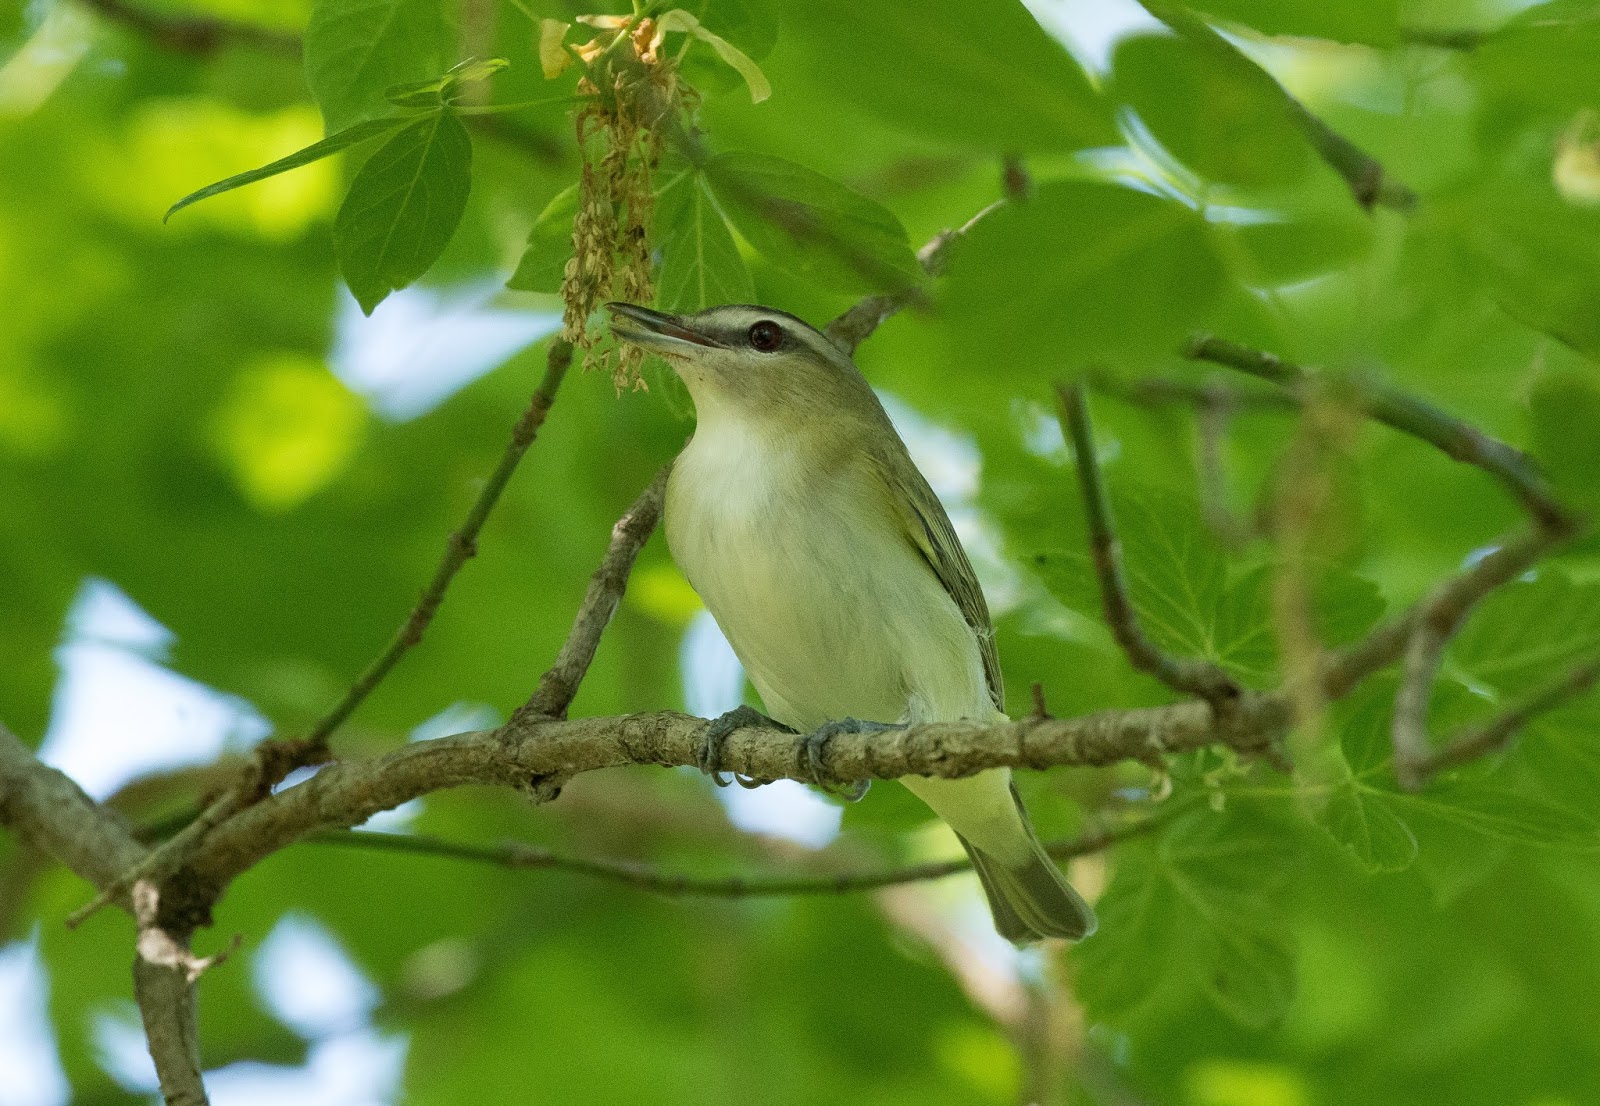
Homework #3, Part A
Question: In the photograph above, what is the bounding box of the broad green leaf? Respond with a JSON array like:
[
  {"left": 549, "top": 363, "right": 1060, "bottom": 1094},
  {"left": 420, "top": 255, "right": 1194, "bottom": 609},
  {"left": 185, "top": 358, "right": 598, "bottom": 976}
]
[
  {"left": 655, "top": 9, "right": 770, "bottom": 103},
  {"left": 1472, "top": 0, "right": 1600, "bottom": 112},
  {"left": 1112, "top": 32, "right": 1310, "bottom": 190},
  {"left": 506, "top": 184, "right": 578, "bottom": 294},
  {"left": 1392, "top": 784, "right": 1600, "bottom": 851},
  {"left": 1529, "top": 368, "right": 1600, "bottom": 518},
  {"left": 704, "top": 151, "right": 920, "bottom": 294},
  {"left": 942, "top": 181, "right": 1228, "bottom": 376},
  {"left": 1450, "top": 571, "right": 1600, "bottom": 696},
  {"left": 333, "top": 110, "right": 472, "bottom": 314},
  {"left": 305, "top": 0, "right": 451, "bottom": 131},
  {"left": 1320, "top": 777, "right": 1420, "bottom": 873},
  {"left": 1077, "top": 808, "right": 1297, "bottom": 1029},
  {"left": 652, "top": 169, "right": 754, "bottom": 311},
  {"left": 165, "top": 116, "right": 407, "bottom": 222},
  {"left": 774, "top": 0, "right": 1115, "bottom": 152},
  {"left": 1224, "top": 211, "right": 1375, "bottom": 287},
  {"left": 1190, "top": 0, "right": 1399, "bottom": 46}
]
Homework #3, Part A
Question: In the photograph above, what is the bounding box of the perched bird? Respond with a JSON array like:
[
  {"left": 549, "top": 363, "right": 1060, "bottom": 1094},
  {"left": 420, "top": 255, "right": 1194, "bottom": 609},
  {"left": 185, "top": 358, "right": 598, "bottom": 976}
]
[{"left": 607, "top": 301, "right": 1095, "bottom": 942}]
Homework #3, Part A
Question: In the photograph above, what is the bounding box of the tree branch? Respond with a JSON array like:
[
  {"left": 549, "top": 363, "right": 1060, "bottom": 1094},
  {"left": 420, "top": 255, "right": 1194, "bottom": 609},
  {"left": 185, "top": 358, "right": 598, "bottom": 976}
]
[
  {"left": 522, "top": 463, "right": 669, "bottom": 721},
  {"left": 77, "top": 0, "right": 298, "bottom": 56},
  {"left": 1, "top": 725, "right": 212, "bottom": 1105},
  {"left": 187, "top": 694, "right": 1289, "bottom": 894},
  {"left": 303, "top": 816, "right": 1164, "bottom": 897},
  {"left": 1186, "top": 335, "right": 1574, "bottom": 531},
  {"left": 1136, "top": 0, "right": 1416, "bottom": 211},
  {"left": 824, "top": 200, "right": 1004, "bottom": 353},
  {"left": 67, "top": 340, "right": 574, "bottom": 929},
  {"left": 1414, "top": 651, "right": 1600, "bottom": 779},
  {"left": 1057, "top": 382, "right": 1243, "bottom": 707}
]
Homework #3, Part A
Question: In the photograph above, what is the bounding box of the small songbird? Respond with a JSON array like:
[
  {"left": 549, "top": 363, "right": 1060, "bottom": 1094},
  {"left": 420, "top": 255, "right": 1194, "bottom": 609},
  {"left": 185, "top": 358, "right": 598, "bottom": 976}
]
[{"left": 607, "top": 301, "right": 1095, "bottom": 942}]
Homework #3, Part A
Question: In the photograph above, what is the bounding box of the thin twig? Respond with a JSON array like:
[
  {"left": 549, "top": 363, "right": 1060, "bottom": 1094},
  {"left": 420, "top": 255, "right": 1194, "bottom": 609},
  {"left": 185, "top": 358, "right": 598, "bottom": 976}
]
[
  {"left": 1391, "top": 606, "right": 1454, "bottom": 789},
  {"left": 523, "top": 464, "right": 670, "bottom": 721},
  {"left": 1056, "top": 382, "right": 1243, "bottom": 708},
  {"left": 302, "top": 816, "right": 1164, "bottom": 897},
  {"left": 825, "top": 200, "right": 1005, "bottom": 354},
  {"left": 1135, "top": 0, "right": 1416, "bottom": 211},
  {"left": 1416, "top": 651, "right": 1600, "bottom": 778},
  {"left": 1187, "top": 336, "right": 1575, "bottom": 532},
  {"left": 67, "top": 341, "right": 574, "bottom": 929}
]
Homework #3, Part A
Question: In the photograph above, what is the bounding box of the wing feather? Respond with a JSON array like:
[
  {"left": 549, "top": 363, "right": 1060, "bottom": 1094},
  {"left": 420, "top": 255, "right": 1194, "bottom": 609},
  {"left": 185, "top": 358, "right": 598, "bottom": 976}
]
[{"left": 868, "top": 442, "right": 1004, "bottom": 714}]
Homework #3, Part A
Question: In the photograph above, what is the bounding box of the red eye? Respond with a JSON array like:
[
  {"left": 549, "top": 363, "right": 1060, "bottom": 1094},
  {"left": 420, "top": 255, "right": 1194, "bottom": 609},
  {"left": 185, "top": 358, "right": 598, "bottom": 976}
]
[{"left": 748, "top": 320, "right": 782, "bottom": 352}]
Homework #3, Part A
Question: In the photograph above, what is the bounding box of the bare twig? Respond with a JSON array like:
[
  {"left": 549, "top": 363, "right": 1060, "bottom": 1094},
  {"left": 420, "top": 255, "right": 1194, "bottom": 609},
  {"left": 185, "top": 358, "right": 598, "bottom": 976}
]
[
  {"left": 1187, "top": 336, "right": 1574, "bottom": 532},
  {"left": 133, "top": 954, "right": 208, "bottom": 1106},
  {"left": 78, "top": 0, "right": 298, "bottom": 55},
  {"left": 303, "top": 816, "right": 1163, "bottom": 897},
  {"left": 189, "top": 690, "right": 1290, "bottom": 894},
  {"left": 522, "top": 464, "right": 670, "bottom": 721},
  {"left": 67, "top": 341, "right": 574, "bottom": 929},
  {"left": 1135, "top": 0, "right": 1416, "bottom": 211},
  {"left": 1417, "top": 651, "right": 1600, "bottom": 778},
  {"left": 1057, "top": 382, "right": 1243, "bottom": 708},
  {"left": 825, "top": 200, "right": 1005, "bottom": 354},
  {"left": 1392, "top": 607, "right": 1453, "bottom": 789}
]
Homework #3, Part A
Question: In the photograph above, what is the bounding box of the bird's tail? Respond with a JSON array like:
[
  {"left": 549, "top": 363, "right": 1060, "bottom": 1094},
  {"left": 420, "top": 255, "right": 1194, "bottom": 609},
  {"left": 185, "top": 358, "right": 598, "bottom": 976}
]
[{"left": 957, "top": 823, "right": 1096, "bottom": 943}]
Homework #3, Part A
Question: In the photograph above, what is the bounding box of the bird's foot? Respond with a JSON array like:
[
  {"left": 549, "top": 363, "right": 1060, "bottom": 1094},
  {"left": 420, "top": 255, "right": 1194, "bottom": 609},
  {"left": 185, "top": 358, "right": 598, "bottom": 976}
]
[
  {"left": 800, "top": 718, "right": 886, "bottom": 803},
  {"left": 699, "top": 705, "right": 790, "bottom": 789}
]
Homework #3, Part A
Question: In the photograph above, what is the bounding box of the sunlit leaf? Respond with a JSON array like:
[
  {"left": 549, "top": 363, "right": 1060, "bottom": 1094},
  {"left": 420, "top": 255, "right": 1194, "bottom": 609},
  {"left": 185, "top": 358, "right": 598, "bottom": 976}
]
[
  {"left": 333, "top": 110, "right": 473, "bottom": 314},
  {"left": 305, "top": 0, "right": 452, "bottom": 130},
  {"left": 652, "top": 169, "right": 754, "bottom": 311}
]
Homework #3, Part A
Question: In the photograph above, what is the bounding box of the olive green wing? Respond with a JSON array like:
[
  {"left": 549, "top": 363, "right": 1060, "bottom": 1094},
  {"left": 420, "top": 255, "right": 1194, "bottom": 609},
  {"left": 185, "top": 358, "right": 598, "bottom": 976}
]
[{"left": 868, "top": 442, "right": 1004, "bottom": 714}]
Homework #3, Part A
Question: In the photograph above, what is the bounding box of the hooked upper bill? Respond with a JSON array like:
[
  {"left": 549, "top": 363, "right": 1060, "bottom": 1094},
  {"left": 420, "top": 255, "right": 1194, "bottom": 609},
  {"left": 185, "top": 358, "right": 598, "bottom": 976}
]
[{"left": 605, "top": 302, "right": 728, "bottom": 351}]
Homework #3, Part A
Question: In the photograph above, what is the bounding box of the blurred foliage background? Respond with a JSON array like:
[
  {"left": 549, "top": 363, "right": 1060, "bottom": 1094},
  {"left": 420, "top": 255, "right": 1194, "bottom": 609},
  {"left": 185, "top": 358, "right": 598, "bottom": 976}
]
[{"left": 4, "top": 0, "right": 1600, "bottom": 1103}]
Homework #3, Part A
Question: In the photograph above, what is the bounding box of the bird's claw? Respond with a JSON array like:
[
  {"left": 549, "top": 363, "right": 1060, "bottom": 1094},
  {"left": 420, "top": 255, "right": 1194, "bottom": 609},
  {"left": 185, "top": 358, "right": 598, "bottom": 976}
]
[
  {"left": 800, "top": 718, "right": 878, "bottom": 803},
  {"left": 699, "top": 705, "right": 789, "bottom": 788}
]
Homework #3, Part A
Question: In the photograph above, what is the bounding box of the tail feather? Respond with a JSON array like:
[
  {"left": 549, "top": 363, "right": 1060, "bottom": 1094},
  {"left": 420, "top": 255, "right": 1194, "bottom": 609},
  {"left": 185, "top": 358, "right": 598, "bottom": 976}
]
[{"left": 957, "top": 831, "right": 1097, "bottom": 943}]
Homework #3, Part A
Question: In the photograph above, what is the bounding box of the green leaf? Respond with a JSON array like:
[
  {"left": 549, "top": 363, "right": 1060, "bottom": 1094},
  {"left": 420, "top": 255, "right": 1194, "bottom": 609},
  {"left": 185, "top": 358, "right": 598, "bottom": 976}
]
[
  {"left": 305, "top": 0, "right": 451, "bottom": 131},
  {"left": 774, "top": 0, "right": 1115, "bottom": 152},
  {"left": 1190, "top": 0, "right": 1399, "bottom": 47},
  {"left": 652, "top": 169, "right": 754, "bottom": 311},
  {"left": 942, "top": 181, "right": 1227, "bottom": 376},
  {"left": 1450, "top": 570, "right": 1600, "bottom": 697},
  {"left": 1076, "top": 808, "right": 1296, "bottom": 1029},
  {"left": 1320, "top": 777, "right": 1420, "bottom": 873},
  {"left": 385, "top": 55, "right": 511, "bottom": 107},
  {"left": 164, "top": 116, "right": 407, "bottom": 223},
  {"left": 506, "top": 184, "right": 577, "bottom": 294},
  {"left": 1392, "top": 784, "right": 1600, "bottom": 851},
  {"left": 1472, "top": 0, "right": 1600, "bottom": 112},
  {"left": 1112, "top": 32, "right": 1311, "bottom": 190},
  {"left": 1225, "top": 211, "right": 1375, "bottom": 287},
  {"left": 703, "top": 151, "right": 920, "bottom": 294},
  {"left": 1529, "top": 368, "right": 1600, "bottom": 518},
  {"left": 334, "top": 110, "right": 473, "bottom": 314}
]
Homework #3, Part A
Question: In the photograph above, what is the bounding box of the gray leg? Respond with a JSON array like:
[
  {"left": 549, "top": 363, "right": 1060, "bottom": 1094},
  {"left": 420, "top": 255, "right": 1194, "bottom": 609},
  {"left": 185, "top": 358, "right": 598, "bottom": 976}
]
[
  {"left": 699, "top": 705, "right": 790, "bottom": 788},
  {"left": 800, "top": 718, "right": 887, "bottom": 803}
]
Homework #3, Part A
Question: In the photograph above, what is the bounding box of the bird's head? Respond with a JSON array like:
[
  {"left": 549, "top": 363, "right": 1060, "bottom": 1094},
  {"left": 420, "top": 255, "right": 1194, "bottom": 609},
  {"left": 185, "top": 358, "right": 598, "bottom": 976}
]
[{"left": 605, "top": 302, "right": 870, "bottom": 424}]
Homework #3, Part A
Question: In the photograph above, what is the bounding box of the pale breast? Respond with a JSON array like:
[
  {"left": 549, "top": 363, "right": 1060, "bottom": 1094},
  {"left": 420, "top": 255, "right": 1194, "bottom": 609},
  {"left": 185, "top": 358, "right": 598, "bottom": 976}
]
[{"left": 665, "top": 420, "right": 991, "bottom": 732}]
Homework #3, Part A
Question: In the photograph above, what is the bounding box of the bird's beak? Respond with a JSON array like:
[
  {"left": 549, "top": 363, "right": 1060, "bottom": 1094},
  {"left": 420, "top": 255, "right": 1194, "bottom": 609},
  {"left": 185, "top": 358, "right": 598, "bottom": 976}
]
[{"left": 605, "top": 302, "right": 727, "bottom": 351}]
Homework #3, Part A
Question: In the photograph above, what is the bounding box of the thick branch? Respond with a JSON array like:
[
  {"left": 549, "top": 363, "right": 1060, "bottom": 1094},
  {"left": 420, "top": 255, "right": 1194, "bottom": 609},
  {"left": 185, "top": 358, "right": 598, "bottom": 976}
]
[
  {"left": 78, "top": 0, "right": 298, "bottom": 55},
  {"left": 304, "top": 816, "right": 1163, "bottom": 897},
  {"left": 0, "top": 726, "right": 211, "bottom": 1105},
  {"left": 1057, "top": 382, "right": 1242, "bottom": 706},
  {"left": 522, "top": 464, "right": 669, "bottom": 720},
  {"left": 188, "top": 694, "right": 1288, "bottom": 892}
]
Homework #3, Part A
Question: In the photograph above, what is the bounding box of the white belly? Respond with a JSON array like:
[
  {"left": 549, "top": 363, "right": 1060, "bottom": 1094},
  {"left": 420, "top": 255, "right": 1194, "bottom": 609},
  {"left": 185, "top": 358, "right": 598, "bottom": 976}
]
[{"left": 665, "top": 423, "right": 991, "bottom": 733}]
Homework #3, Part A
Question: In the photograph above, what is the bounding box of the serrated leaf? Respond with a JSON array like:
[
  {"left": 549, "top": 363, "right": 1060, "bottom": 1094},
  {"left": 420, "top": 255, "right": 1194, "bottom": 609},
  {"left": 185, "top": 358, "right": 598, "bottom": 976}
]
[
  {"left": 703, "top": 151, "right": 920, "bottom": 294},
  {"left": 165, "top": 116, "right": 406, "bottom": 222},
  {"left": 506, "top": 184, "right": 578, "bottom": 295},
  {"left": 1320, "top": 778, "right": 1420, "bottom": 873},
  {"left": 334, "top": 110, "right": 472, "bottom": 314},
  {"left": 1077, "top": 809, "right": 1296, "bottom": 1029},
  {"left": 305, "top": 0, "right": 451, "bottom": 131},
  {"left": 652, "top": 169, "right": 754, "bottom": 312}
]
